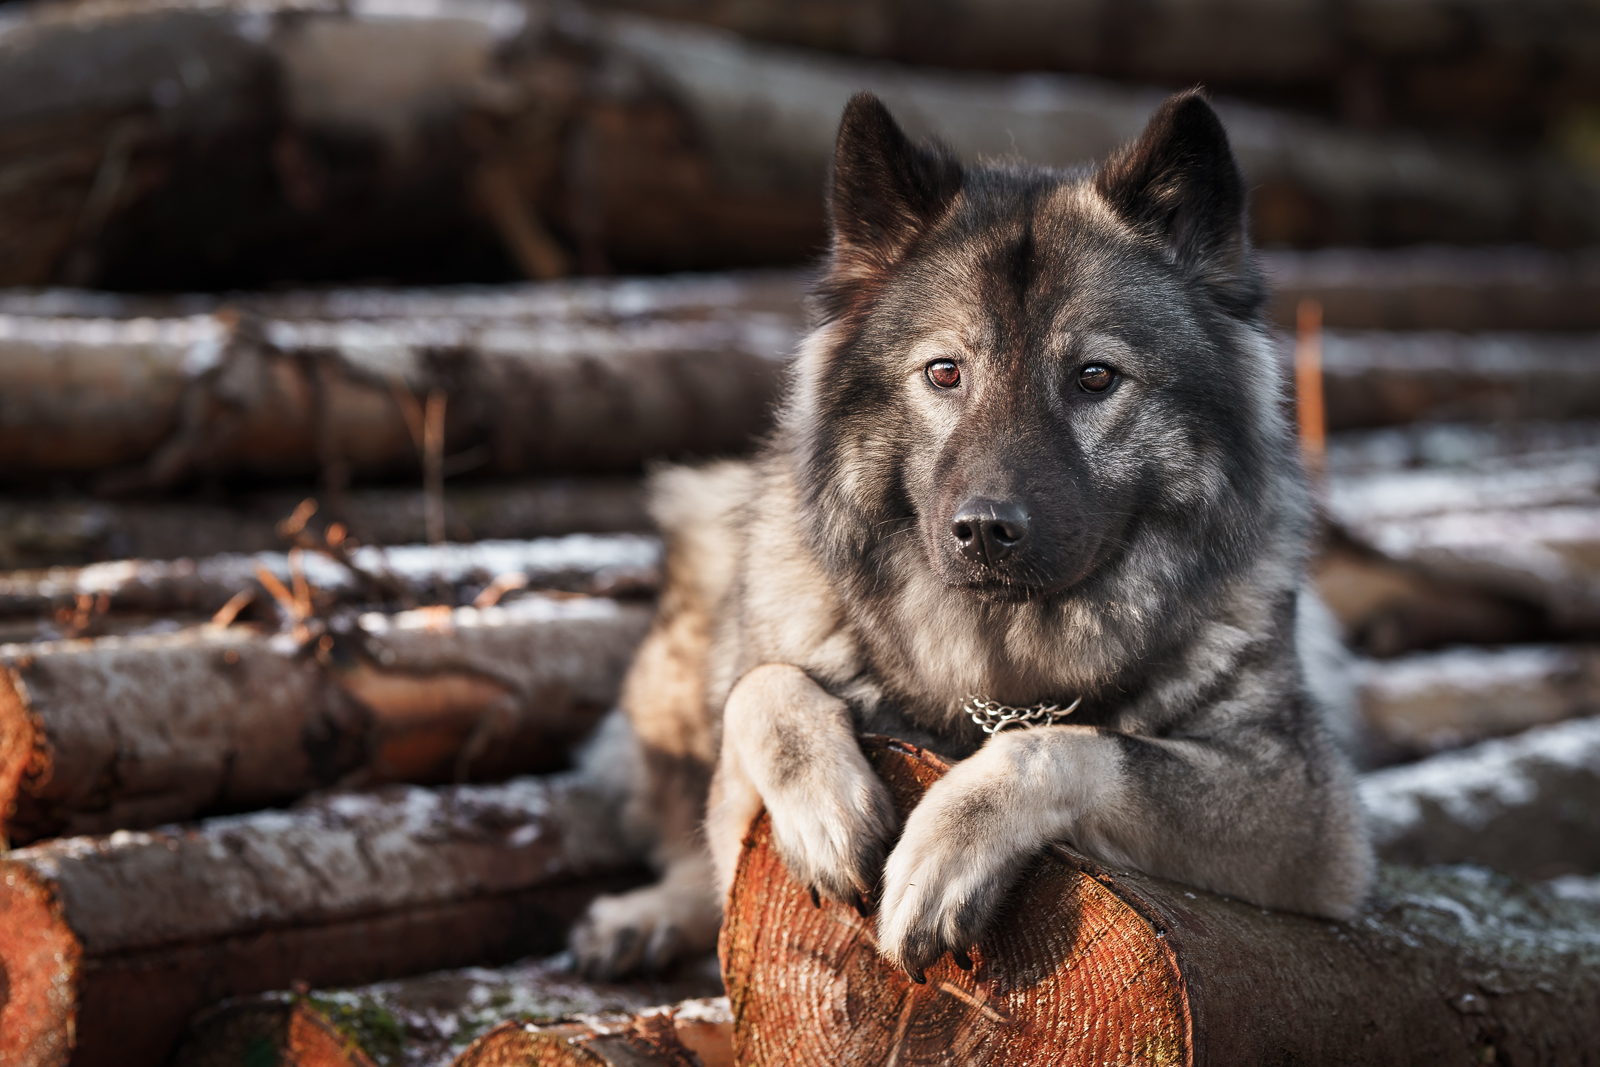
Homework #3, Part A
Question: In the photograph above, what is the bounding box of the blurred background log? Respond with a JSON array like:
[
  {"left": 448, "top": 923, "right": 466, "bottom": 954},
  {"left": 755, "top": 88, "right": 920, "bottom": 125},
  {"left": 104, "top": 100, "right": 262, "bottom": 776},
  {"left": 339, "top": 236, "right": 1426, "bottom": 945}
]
[
  {"left": 722, "top": 738, "right": 1600, "bottom": 1066},
  {"left": 0, "top": 274, "right": 797, "bottom": 488},
  {"left": 0, "top": 594, "right": 650, "bottom": 843},
  {"left": 0, "top": 480, "right": 650, "bottom": 569},
  {"left": 4, "top": 0, "right": 1599, "bottom": 294},
  {"left": 1362, "top": 715, "right": 1600, "bottom": 880},
  {"left": 0, "top": 772, "right": 644, "bottom": 1067}
]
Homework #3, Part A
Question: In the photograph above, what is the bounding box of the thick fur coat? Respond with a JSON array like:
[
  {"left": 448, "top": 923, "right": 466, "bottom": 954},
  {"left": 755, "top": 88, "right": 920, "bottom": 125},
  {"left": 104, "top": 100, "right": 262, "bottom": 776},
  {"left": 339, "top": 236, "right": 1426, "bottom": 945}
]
[{"left": 572, "top": 90, "right": 1372, "bottom": 981}]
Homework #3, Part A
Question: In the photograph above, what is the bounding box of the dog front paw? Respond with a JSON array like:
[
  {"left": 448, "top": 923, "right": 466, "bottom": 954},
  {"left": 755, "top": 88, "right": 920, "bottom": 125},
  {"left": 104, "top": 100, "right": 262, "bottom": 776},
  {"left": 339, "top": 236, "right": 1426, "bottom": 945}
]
[
  {"left": 765, "top": 758, "right": 899, "bottom": 908},
  {"left": 570, "top": 876, "right": 721, "bottom": 980},
  {"left": 875, "top": 775, "right": 1033, "bottom": 980}
]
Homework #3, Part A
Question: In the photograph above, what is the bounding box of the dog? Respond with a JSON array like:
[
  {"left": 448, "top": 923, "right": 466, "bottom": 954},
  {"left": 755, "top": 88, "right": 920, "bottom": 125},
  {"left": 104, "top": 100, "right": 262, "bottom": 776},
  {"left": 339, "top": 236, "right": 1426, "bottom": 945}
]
[{"left": 572, "top": 88, "right": 1372, "bottom": 982}]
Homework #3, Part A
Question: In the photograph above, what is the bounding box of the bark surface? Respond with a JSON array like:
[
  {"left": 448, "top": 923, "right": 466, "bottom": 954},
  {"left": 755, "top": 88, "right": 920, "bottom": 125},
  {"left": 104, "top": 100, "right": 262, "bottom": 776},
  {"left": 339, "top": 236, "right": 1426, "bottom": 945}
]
[
  {"left": 452, "top": 1009, "right": 721, "bottom": 1067},
  {"left": 0, "top": 479, "right": 650, "bottom": 570},
  {"left": 1355, "top": 645, "right": 1600, "bottom": 765},
  {"left": 0, "top": 772, "right": 645, "bottom": 1067},
  {"left": 0, "top": 534, "right": 661, "bottom": 619},
  {"left": 169, "top": 962, "right": 726, "bottom": 1067},
  {"left": 4, "top": 1, "right": 1598, "bottom": 292},
  {"left": 1361, "top": 715, "right": 1600, "bottom": 880},
  {"left": 721, "top": 737, "right": 1600, "bottom": 1066},
  {"left": 0, "top": 274, "right": 799, "bottom": 486},
  {"left": 0, "top": 594, "right": 651, "bottom": 842}
]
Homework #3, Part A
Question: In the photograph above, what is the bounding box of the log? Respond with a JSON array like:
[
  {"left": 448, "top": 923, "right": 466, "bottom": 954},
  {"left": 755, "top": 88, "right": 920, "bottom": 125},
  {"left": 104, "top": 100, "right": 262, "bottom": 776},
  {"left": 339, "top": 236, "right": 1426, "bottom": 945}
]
[
  {"left": 169, "top": 959, "right": 726, "bottom": 1067},
  {"left": 1355, "top": 645, "right": 1600, "bottom": 765},
  {"left": 1328, "top": 442, "right": 1600, "bottom": 630},
  {"left": 721, "top": 737, "right": 1600, "bottom": 1066},
  {"left": 0, "top": 771, "right": 645, "bottom": 1067},
  {"left": 3, "top": 2, "right": 1597, "bottom": 293},
  {"left": 0, "top": 534, "right": 662, "bottom": 620},
  {"left": 0, "top": 480, "right": 650, "bottom": 570},
  {"left": 1361, "top": 715, "right": 1600, "bottom": 881},
  {"left": 580, "top": 0, "right": 1600, "bottom": 140},
  {"left": 0, "top": 274, "right": 798, "bottom": 487},
  {"left": 170, "top": 999, "right": 375, "bottom": 1067},
  {"left": 0, "top": 594, "right": 652, "bottom": 843},
  {"left": 1264, "top": 246, "right": 1600, "bottom": 332}
]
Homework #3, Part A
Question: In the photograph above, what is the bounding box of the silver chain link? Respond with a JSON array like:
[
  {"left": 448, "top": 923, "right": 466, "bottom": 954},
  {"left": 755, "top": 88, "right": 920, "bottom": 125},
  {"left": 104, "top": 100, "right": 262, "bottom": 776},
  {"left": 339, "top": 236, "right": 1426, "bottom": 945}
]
[{"left": 964, "top": 695, "right": 1082, "bottom": 735}]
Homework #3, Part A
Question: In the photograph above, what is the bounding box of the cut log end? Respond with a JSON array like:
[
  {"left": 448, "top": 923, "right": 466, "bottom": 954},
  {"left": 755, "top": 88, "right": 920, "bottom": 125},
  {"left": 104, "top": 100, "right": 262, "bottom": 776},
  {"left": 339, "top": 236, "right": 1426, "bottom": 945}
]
[
  {"left": 719, "top": 738, "right": 1190, "bottom": 1066},
  {"left": 0, "top": 863, "right": 79, "bottom": 1067}
]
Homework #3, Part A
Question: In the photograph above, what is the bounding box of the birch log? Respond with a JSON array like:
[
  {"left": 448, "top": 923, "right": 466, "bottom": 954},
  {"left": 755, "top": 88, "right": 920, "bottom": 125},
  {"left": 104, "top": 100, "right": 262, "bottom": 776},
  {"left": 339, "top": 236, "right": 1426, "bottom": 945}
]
[
  {"left": 721, "top": 737, "right": 1600, "bottom": 1066},
  {"left": 0, "top": 772, "right": 644, "bottom": 1067},
  {"left": 0, "top": 595, "right": 651, "bottom": 843}
]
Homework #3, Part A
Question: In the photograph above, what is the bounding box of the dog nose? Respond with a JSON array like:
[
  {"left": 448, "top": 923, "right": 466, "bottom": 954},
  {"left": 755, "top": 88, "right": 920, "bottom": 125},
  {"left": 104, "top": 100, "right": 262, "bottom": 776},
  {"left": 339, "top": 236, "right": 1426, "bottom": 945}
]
[{"left": 950, "top": 499, "right": 1029, "bottom": 566}]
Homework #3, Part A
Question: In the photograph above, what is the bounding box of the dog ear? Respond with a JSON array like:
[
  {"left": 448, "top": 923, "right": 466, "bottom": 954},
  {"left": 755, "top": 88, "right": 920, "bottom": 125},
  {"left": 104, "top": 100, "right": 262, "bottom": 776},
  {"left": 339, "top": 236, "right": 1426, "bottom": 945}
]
[
  {"left": 1094, "top": 91, "right": 1261, "bottom": 313},
  {"left": 827, "top": 93, "right": 963, "bottom": 279}
]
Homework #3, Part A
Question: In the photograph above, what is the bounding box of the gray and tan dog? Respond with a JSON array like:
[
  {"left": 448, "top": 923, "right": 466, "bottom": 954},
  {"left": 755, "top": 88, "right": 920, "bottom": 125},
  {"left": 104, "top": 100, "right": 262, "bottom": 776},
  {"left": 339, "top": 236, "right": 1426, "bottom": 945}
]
[{"left": 573, "top": 89, "right": 1372, "bottom": 982}]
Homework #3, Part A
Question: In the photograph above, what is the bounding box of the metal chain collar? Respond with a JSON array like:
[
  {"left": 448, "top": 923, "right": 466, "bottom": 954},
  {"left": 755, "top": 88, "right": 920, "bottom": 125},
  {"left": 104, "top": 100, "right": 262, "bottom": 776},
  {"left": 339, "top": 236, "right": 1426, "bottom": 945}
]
[{"left": 964, "top": 695, "right": 1083, "bottom": 735}]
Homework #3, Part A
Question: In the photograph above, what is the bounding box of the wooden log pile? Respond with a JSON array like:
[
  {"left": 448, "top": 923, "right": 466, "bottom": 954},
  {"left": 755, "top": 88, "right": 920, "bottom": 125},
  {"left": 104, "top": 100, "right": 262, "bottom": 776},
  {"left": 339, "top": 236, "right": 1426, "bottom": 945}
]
[
  {"left": 0, "top": 771, "right": 646, "bottom": 1067},
  {"left": 5, "top": 0, "right": 1600, "bottom": 292}
]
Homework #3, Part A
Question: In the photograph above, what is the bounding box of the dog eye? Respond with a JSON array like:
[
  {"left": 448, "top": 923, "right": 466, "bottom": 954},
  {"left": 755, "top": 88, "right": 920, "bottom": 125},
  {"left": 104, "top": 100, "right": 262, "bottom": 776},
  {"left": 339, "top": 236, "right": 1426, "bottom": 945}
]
[
  {"left": 926, "top": 360, "right": 962, "bottom": 389},
  {"left": 1076, "top": 363, "right": 1115, "bottom": 393}
]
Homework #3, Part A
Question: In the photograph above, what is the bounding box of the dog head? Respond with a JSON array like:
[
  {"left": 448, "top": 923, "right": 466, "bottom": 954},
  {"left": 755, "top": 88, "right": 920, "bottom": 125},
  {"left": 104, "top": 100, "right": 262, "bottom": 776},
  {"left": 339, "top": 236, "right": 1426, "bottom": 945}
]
[{"left": 786, "top": 90, "right": 1300, "bottom": 618}]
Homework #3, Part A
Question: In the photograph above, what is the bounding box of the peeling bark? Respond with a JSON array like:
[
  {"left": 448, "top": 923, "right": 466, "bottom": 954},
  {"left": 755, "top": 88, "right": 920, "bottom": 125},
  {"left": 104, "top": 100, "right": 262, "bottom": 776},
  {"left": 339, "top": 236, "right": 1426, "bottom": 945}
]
[
  {"left": 0, "top": 772, "right": 645, "bottom": 1067},
  {"left": 721, "top": 738, "right": 1600, "bottom": 1066},
  {"left": 452, "top": 1009, "right": 715, "bottom": 1067},
  {"left": 0, "top": 594, "right": 651, "bottom": 843}
]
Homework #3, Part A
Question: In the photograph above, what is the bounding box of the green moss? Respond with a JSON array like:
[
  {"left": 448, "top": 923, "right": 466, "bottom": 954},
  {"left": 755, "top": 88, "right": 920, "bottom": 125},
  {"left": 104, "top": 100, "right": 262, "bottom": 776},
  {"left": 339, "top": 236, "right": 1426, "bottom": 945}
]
[
  {"left": 301, "top": 994, "right": 407, "bottom": 1066},
  {"left": 242, "top": 1035, "right": 280, "bottom": 1067}
]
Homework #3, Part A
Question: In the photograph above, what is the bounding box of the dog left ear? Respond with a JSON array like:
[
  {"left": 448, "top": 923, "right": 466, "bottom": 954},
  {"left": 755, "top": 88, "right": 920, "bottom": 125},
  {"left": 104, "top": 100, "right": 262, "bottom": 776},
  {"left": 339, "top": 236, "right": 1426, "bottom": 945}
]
[
  {"left": 1094, "top": 91, "right": 1260, "bottom": 313},
  {"left": 827, "top": 93, "right": 963, "bottom": 281}
]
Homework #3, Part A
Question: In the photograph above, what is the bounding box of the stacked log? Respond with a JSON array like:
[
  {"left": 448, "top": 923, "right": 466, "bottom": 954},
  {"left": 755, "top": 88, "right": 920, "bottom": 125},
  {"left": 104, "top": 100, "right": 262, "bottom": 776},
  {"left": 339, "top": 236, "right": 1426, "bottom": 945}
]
[
  {"left": 580, "top": 0, "right": 1600, "bottom": 141},
  {"left": 720, "top": 738, "right": 1600, "bottom": 1065},
  {"left": 1362, "top": 716, "right": 1600, "bottom": 880},
  {"left": 5, "top": 1, "right": 1599, "bottom": 292},
  {"left": 0, "top": 594, "right": 651, "bottom": 843},
  {"left": 1355, "top": 644, "right": 1600, "bottom": 764},
  {"left": 0, "top": 771, "right": 645, "bottom": 1067},
  {"left": 0, "top": 480, "right": 650, "bottom": 570},
  {"left": 0, "top": 534, "right": 662, "bottom": 620},
  {"left": 170, "top": 960, "right": 726, "bottom": 1067},
  {"left": 0, "top": 274, "right": 799, "bottom": 488}
]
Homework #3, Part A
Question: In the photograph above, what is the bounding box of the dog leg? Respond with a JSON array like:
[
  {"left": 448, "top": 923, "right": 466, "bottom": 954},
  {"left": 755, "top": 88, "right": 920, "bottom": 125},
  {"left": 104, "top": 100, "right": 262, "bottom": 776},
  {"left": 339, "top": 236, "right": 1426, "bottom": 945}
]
[
  {"left": 717, "top": 663, "right": 899, "bottom": 908},
  {"left": 570, "top": 849, "right": 721, "bottom": 980},
  {"left": 876, "top": 724, "right": 1370, "bottom": 979}
]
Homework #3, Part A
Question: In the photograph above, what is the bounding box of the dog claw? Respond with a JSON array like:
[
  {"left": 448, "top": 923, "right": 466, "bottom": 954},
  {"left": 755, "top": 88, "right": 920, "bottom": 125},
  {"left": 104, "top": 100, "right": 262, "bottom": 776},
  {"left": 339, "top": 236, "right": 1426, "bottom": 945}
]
[
  {"left": 809, "top": 885, "right": 822, "bottom": 909},
  {"left": 851, "top": 892, "right": 871, "bottom": 918},
  {"left": 907, "top": 967, "right": 927, "bottom": 985},
  {"left": 952, "top": 948, "right": 974, "bottom": 971}
]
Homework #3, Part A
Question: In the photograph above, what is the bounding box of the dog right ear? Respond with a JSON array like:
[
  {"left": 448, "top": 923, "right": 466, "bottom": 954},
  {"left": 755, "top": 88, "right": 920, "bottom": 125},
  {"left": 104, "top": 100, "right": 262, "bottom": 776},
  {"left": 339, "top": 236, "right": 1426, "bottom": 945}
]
[{"left": 827, "top": 93, "right": 963, "bottom": 281}]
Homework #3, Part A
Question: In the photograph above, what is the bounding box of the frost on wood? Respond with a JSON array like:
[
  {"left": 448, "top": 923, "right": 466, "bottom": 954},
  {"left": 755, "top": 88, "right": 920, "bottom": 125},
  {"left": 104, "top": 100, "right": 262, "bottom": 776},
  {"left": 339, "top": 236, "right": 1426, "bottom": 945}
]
[
  {"left": 1361, "top": 716, "right": 1600, "bottom": 879},
  {"left": 723, "top": 738, "right": 1600, "bottom": 1066},
  {"left": 0, "top": 594, "right": 652, "bottom": 842},
  {"left": 0, "top": 772, "right": 645, "bottom": 1067}
]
